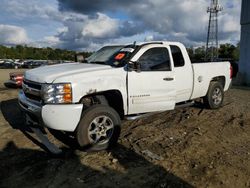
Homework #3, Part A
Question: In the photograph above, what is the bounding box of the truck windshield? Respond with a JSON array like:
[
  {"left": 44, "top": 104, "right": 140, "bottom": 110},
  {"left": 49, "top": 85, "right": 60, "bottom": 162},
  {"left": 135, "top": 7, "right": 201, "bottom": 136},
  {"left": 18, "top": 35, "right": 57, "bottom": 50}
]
[{"left": 86, "top": 45, "right": 136, "bottom": 67}]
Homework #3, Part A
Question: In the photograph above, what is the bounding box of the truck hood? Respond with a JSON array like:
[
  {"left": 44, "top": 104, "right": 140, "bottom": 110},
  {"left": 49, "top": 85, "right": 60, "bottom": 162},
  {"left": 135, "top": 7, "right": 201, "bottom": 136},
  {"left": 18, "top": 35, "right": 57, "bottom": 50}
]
[{"left": 24, "top": 63, "right": 115, "bottom": 83}]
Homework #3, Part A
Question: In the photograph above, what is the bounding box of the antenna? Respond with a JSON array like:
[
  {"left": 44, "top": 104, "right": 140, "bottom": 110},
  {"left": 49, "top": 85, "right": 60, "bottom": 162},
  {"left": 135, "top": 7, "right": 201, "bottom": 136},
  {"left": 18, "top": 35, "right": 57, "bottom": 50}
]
[{"left": 205, "top": 0, "right": 223, "bottom": 62}]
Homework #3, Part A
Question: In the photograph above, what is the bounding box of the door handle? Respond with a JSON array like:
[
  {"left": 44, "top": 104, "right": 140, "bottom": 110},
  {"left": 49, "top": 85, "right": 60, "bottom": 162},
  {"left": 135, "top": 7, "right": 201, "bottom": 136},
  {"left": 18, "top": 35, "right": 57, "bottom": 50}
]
[{"left": 163, "top": 77, "right": 174, "bottom": 81}]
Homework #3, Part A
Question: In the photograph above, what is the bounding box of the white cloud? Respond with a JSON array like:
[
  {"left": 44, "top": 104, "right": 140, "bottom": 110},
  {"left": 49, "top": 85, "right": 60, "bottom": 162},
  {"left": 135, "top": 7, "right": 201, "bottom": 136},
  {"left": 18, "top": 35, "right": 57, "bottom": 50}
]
[
  {"left": 3, "top": 0, "right": 62, "bottom": 21},
  {"left": 82, "top": 13, "right": 119, "bottom": 38},
  {"left": 0, "top": 0, "right": 242, "bottom": 50},
  {"left": 0, "top": 24, "right": 29, "bottom": 45},
  {"left": 145, "top": 35, "right": 154, "bottom": 42},
  {"left": 44, "top": 36, "right": 60, "bottom": 45},
  {"left": 57, "top": 27, "right": 68, "bottom": 33},
  {"left": 222, "top": 15, "right": 240, "bottom": 33},
  {"left": 55, "top": 0, "right": 241, "bottom": 50}
]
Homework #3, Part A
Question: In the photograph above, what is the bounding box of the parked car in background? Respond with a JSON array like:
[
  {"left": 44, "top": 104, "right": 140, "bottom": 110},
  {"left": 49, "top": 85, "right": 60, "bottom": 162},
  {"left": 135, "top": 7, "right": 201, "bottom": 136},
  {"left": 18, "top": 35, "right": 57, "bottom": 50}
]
[
  {"left": 0, "top": 60, "right": 17, "bottom": 69},
  {"left": 13, "top": 60, "right": 24, "bottom": 68},
  {"left": 0, "top": 59, "right": 73, "bottom": 69},
  {"left": 4, "top": 72, "right": 24, "bottom": 88},
  {"left": 28, "top": 61, "right": 43, "bottom": 68},
  {"left": 0, "top": 59, "right": 24, "bottom": 69},
  {"left": 23, "top": 60, "right": 48, "bottom": 69}
]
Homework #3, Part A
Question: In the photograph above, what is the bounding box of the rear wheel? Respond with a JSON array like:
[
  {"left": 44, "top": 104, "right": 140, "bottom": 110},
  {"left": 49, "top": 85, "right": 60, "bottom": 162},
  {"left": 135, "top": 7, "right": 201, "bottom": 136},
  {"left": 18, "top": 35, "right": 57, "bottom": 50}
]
[
  {"left": 203, "top": 82, "right": 224, "bottom": 109},
  {"left": 76, "top": 105, "right": 121, "bottom": 151}
]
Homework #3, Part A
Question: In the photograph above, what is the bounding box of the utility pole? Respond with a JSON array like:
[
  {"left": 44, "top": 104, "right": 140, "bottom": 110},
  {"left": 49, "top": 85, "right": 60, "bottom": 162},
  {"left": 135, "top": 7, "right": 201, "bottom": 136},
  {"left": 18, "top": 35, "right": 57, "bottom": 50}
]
[{"left": 205, "top": 0, "right": 223, "bottom": 62}]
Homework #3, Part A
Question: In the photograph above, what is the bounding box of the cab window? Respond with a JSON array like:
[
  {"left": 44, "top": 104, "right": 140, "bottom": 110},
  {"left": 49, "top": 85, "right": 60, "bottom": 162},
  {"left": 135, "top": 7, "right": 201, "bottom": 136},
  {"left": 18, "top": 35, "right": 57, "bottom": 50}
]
[
  {"left": 170, "top": 45, "right": 185, "bottom": 67},
  {"left": 138, "top": 47, "right": 171, "bottom": 71}
]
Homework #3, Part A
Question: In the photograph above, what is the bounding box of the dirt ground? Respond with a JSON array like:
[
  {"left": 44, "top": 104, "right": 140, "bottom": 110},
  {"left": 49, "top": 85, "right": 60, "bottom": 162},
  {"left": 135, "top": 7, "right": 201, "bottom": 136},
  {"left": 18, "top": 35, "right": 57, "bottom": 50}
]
[{"left": 0, "top": 69, "right": 249, "bottom": 188}]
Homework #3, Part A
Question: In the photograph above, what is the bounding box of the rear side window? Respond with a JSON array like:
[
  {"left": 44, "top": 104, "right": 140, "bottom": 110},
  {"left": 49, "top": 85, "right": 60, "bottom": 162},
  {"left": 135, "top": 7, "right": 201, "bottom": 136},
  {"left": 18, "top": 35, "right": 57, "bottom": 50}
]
[
  {"left": 138, "top": 47, "right": 171, "bottom": 71},
  {"left": 170, "top": 45, "right": 185, "bottom": 67}
]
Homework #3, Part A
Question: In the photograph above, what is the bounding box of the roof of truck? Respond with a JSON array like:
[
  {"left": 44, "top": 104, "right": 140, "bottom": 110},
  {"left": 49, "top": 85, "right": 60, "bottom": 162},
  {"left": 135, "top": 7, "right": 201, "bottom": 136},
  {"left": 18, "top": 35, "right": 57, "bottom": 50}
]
[
  {"left": 104, "top": 41, "right": 184, "bottom": 47},
  {"left": 136, "top": 41, "right": 183, "bottom": 46}
]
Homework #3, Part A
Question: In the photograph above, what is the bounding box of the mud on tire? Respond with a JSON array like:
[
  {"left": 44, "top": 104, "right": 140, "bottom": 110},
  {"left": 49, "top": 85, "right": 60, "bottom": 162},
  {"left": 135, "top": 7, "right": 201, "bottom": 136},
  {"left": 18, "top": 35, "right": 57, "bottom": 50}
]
[
  {"left": 76, "top": 104, "right": 121, "bottom": 151},
  {"left": 203, "top": 82, "right": 224, "bottom": 109}
]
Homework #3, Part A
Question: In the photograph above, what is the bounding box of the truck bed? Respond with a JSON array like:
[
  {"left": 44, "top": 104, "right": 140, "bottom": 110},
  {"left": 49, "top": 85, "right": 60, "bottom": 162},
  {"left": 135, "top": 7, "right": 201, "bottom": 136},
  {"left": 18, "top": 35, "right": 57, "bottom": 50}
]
[{"left": 191, "top": 62, "right": 231, "bottom": 99}]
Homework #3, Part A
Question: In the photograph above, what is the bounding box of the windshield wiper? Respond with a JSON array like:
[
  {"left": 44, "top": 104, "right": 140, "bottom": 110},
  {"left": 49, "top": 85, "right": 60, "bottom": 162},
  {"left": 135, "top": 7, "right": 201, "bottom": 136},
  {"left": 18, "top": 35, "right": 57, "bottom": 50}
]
[
  {"left": 89, "top": 61, "right": 107, "bottom": 65},
  {"left": 82, "top": 59, "right": 89, "bottom": 63}
]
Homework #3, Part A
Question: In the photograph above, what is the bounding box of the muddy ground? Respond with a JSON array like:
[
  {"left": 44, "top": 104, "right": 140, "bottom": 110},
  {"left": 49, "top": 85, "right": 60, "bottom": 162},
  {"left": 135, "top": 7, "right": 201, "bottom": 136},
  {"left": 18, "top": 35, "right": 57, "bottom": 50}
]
[{"left": 0, "top": 69, "right": 249, "bottom": 188}]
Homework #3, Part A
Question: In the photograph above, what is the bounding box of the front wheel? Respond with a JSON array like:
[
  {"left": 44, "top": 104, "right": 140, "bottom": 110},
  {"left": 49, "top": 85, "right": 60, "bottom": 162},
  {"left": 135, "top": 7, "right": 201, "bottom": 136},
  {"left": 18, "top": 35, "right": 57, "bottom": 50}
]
[
  {"left": 203, "top": 82, "right": 224, "bottom": 109},
  {"left": 76, "top": 105, "right": 121, "bottom": 151}
]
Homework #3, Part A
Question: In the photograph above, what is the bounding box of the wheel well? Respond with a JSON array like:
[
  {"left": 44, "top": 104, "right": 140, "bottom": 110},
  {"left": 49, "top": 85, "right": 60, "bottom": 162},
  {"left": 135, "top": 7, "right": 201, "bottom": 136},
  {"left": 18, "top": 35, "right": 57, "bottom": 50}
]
[
  {"left": 211, "top": 76, "right": 226, "bottom": 89},
  {"left": 79, "top": 90, "right": 124, "bottom": 119}
]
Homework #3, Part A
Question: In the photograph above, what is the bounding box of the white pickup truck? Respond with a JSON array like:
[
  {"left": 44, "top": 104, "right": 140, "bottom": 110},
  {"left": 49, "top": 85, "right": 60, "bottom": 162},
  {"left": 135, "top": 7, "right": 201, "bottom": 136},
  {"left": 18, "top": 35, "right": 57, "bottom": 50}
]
[{"left": 18, "top": 41, "right": 232, "bottom": 151}]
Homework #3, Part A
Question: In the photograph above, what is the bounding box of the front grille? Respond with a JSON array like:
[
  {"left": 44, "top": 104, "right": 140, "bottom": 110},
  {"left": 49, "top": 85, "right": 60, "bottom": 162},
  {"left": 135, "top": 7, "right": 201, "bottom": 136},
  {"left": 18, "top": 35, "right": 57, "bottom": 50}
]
[
  {"left": 19, "top": 101, "right": 28, "bottom": 109},
  {"left": 23, "top": 80, "right": 42, "bottom": 90},
  {"left": 22, "top": 80, "right": 42, "bottom": 103},
  {"left": 25, "top": 93, "right": 42, "bottom": 101}
]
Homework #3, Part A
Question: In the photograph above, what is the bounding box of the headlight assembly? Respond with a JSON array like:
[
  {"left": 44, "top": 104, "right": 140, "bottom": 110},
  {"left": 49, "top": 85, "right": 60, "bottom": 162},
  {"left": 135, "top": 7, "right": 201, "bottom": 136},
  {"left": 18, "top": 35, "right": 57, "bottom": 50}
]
[{"left": 42, "top": 83, "right": 72, "bottom": 104}]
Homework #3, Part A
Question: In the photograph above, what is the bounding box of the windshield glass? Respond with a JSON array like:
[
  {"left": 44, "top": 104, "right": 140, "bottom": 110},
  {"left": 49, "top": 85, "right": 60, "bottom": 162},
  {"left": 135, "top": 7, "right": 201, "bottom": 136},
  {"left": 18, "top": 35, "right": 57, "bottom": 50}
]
[{"left": 86, "top": 45, "right": 137, "bottom": 67}]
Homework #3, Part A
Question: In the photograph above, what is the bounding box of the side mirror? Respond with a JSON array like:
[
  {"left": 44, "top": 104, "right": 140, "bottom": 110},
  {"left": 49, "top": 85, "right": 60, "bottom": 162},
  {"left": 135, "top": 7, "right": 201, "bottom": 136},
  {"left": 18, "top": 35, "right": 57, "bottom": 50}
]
[{"left": 128, "top": 61, "right": 141, "bottom": 72}]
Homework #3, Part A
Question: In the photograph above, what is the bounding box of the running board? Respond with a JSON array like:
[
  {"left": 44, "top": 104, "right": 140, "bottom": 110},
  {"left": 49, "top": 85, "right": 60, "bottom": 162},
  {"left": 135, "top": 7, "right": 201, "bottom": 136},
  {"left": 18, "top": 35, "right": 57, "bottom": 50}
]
[
  {"left": 125, "top": 101, "right": 194, "bottom": 121},
  {"left": 175, "top": 101, "right": 194, "bottom": 109},
  {"left": 125, "top": 112, "right": 160, "bottom": 121}
]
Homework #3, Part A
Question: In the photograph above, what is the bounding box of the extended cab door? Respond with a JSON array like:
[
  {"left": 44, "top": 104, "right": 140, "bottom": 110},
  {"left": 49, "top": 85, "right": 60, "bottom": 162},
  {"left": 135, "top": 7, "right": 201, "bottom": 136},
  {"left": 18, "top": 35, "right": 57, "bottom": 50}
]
[
  {"left": 127, "top": 44, "right": 176, "bottom": 114},
  {"left": 169, "top": 45, "right": 193, "bottom": 103}
]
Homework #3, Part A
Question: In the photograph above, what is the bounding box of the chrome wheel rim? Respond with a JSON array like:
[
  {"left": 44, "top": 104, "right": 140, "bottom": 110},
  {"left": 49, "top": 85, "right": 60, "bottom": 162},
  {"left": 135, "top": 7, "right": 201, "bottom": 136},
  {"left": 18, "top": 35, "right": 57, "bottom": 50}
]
[
  {"left": 212, "top": 88, "right": 222, "bottom": 105},
  {"left": 88, "top": 115, "right": 114, "bottom": 144}
]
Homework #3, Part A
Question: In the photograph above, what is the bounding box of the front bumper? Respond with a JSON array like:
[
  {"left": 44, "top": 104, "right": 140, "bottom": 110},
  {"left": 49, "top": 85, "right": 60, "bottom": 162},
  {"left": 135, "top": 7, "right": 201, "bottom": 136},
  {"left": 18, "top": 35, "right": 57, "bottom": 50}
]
[
  {"left": 4, "top": 80, "right": 21, "bottom": 88},
  {"left": 18, "top": 90, "right": 83, "bottom": 132}
]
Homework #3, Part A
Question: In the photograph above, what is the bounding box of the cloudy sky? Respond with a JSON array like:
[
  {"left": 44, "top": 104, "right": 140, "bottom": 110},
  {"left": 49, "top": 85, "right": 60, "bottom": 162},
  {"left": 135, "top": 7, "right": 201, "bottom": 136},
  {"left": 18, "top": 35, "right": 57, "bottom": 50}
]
[{"left": 0, "top": 0, "right": 241, "bottom": 51}]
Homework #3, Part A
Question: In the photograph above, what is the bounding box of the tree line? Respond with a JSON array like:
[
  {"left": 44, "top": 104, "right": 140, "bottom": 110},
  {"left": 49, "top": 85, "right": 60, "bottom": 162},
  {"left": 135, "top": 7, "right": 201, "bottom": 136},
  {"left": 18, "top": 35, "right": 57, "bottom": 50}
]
[
  {"left": 0, "top": 45, "right": 92, "bottom": 61},
  {"left": 187, "top": 43, "right": 240, "bottom": 62},
  {"left": 0, "top": 43, "right": 240, "bottom": 62}
]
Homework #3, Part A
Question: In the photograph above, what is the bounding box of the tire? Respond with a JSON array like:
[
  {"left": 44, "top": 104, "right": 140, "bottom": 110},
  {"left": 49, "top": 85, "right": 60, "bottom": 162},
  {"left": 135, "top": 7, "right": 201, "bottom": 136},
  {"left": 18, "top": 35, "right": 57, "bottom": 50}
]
[
  {"left": 76, "top": 104, "right": 121, "bottom": 151},
  {"left": 203, "top": 82, "right": 224, "bottom": 109}
]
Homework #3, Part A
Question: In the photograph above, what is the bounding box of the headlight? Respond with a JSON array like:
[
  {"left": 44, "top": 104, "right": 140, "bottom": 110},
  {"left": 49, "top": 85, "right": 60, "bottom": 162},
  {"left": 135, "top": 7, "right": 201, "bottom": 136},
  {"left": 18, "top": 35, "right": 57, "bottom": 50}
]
[{"left": 42, "top": 83, "right": 72, "bottom": 104}]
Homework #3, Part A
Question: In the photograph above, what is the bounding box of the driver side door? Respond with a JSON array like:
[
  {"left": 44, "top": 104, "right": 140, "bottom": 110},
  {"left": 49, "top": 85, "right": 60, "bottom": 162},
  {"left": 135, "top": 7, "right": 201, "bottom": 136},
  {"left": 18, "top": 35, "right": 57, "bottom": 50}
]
[{"left": 127, "top": 44, "right": 176, "bottom": 114}]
